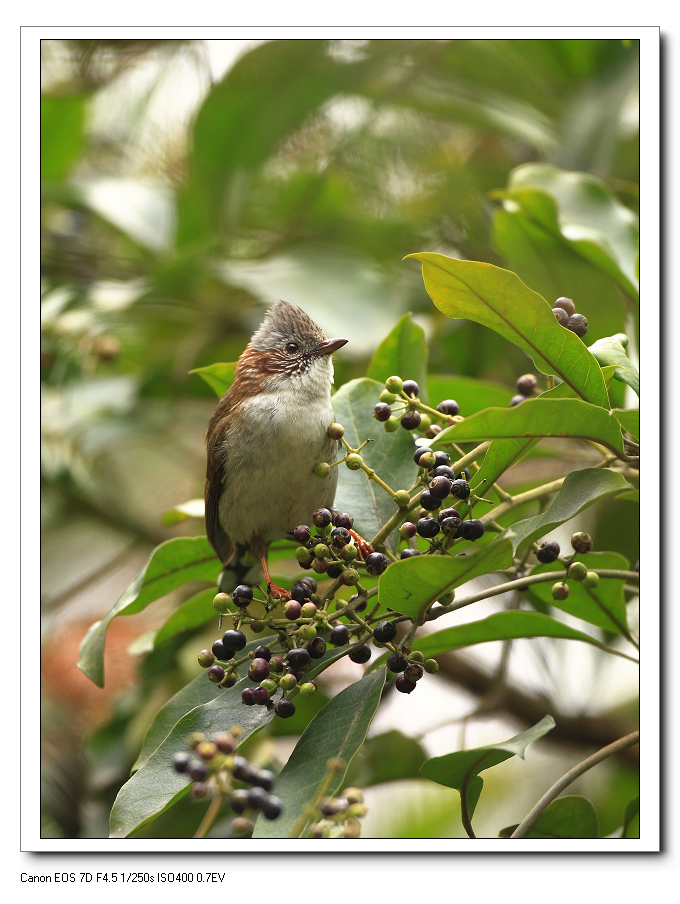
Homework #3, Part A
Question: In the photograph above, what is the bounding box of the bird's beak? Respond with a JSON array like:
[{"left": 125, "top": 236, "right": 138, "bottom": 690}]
[{"left": 314, "top": 338, "right": 349, "bottom": 356}]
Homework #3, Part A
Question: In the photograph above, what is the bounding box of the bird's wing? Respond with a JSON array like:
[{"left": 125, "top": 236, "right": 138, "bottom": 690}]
[{"left": 205, "top": 396, "right": 234, "bottom": 566}]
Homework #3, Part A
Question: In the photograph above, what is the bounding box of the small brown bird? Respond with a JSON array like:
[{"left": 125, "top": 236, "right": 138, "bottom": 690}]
[{"left": 205, "top": 301, "right": 348, "bottom": 597}]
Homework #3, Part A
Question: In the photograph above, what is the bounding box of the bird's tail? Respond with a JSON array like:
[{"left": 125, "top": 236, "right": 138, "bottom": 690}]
[{"left": 217, "top": 542, "right": 264, "bottom": 593}]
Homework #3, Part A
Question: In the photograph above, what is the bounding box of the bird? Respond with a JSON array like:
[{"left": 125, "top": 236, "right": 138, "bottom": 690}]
[{"left": 204, "top": 300, "right": 348, "bottom": 598}]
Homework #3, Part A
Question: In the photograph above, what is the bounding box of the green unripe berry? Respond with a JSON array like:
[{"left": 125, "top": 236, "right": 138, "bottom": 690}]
[
  {"left": 259, "top": 678, "right": 278, "bottom": 694},
  {"left": 383, "top": 417, "right": 400, "bottom": 432},
  {"left": 347, "top": 803, "right": 368, "bottom": 818},
  {"left": 418, "top": 451, "right": 436, "bottom": 469},
  {"left": 298, "top": 624, "right": 317, "bottom": 640},
  {"left": 380, "top": 389, "right": 398, "bottom": 404},
  {"left": 341, "top": 543, "right": 358, "bottom": 561},
  {"left": 328, "top": 422, "right": 345, "bottom": 440},
  {"left": 344, "top": 787, "right": 364, "bottom": 804},
  {"left": 314, "top": 462, "right": 331, "bottom": 479},
  {"left": 438, "top": 590, "right": 455, "bottom": 605},
  {"left": 571, "top": 531, "right": 594, "bottom": 554},
  {"left": 295, "top": 546, "right": 312, "bottom": 563},
  {"left": 418, "top": 414, "right": 432, "bottom": 431},
  {"left": 409, "top": 651, "right": 425, "bottom": 663},
  {"left": 250, "top": 620, "right": 265, "bottom": 633},
  {"left": 568, "top": 561, "right": 588, "bottom": 582},
  {"left": 345, "top": 453, "right": 364, "bottom": 470},
  {"left": 385, "top": 375, "right": 404, "bottom": 393},
  {"left": 300, "top": 602, "right": 318, "bottom": 618},
  {"left": 394, "top": 490, "right": 411, "bottom": 508},
  {"left": 212, "top": 592, "right": 232, "bottom": 614},
  {"left": 584, "top": 571, "right": 600, "bottom": 588},
  {"left": 342, "top": 568, "right": 361, "bottom": 586},
  {"left": 299, "top": 681, "right": 317, "bottom": 696},
  {"left": 314, "top": 543, "right": 330, "bottom": 558},
  {"left": 197, "top": 649, "right": 216, "bottom": 669},
  {"left": 551, "top": 582, "right": 570, "bottom": 601},
  {"left": 424, "top": 658, "right": 439, "bottom": 674},
  {"left": 279, "top": 673, "right": 297, "bottom": 691}
]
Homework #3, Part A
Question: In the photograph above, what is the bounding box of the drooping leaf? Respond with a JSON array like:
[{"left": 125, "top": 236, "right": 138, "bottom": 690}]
[
  {"left": 368, "top": 313, "right": 428, "bottom": 401},
  {"left": 332, "top": 378, "right": 419, "bottom": 548},
  {"left": 161, "top": 498, "right": 205, "bottom": 526},
  {"left": 527, "top": 551, "right": 630, "bottom": 636},
  {"left": 611, "top": 408, "right": 639, "bottom": 440},
  {"left": 499, "top": 795, "right": 599, "bottom": 838},
  {"left": 150, "top": 587, "right": 217, "bottom": 650},
  {"left": 430, "top": 397, "right": 625, "bottom": 456},
  {"left": 407, "top": 253, "right": 609, "bottom": 408},
  {"left": 252, "top": 669, "right": 386, "bottom": 838},
  {"left": 421, "top": 716, "right": 555, "bottom": 821},
  {"left": 427, "top": 373, "right": 511, "bottom": 415},
  {"left": 622, "top": 795, "right": 640, "bottom": 838},
  {"left": 78, "top": 537, "right": 221, "bottom": 687},
  {"left": 588, "top": 334, "right": 639, "bottom": 397},
  {"left": 189, "top": 361, "right": 237, "bottom": 399},
  {"left": 343, "top": 729, "right": 428, "bottom": 788}
]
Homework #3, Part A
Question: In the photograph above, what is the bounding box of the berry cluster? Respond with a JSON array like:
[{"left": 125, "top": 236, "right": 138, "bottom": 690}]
[
  {"left": 551, "top": 296, "right": 589, "bottom": 339},
  {"left": 533, "top": 531, "right": 599, "bottom": 601},
  {"left": 509, "top": 372, "right": 538, "bottom": 407},
  {"left": 172, "top": 728, "right": 282, "bottom": 835},
  {"left": 307, "top": 786, "right": 368, "bottom": 839},
  {"left": 373, "top": 375, "right": 462, "bottom": 439}
]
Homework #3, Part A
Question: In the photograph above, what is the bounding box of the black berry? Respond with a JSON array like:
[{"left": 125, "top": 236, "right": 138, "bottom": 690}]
[
  {"left": 461, "top": 519, "right": 485, "bottom": 541},
  {"left": 263, "top": 795, "right": 283, "bottom": 820},
  {"left": 433, "top": 452, "right": 451, "bottom": 469},
  {"left": 536, "top": 541, "right": 560, "bottom": 563},
  {"left": 552, "top": 307, "right": 570, "bottom": 327},
  {"left": 438, "top": 507, "right": 461, "bottom": 523},
  {"left": 349, "top": 645, "right": 372, "bottom": 664},
  {"left": 457, "top": 467, "right": 471, "bottom": 482},
  {"left": 275, "top": 699, "right": 296, "bottom": 719},
  {"left": 395, "top": 675, "right": 417, "bottom": 694},
  {"left": 330, "top": 624, "right": 350, "bottom": 646},
  {"left": 330, "top": 526, "right": 351, "bottom": 547},
  {"left": 291, "top": 581, "right": 313, "bottom": 602},
  {"left": 554, "top": 296, "right": 576, "bottom": 317},
  {"left": 414, "top": 446, "right": 430, "bottom": 466},
  {"left": 188, "top": 761, "right": 208, "bottom": 782},
  {"left": 252, "top": 769, "right": 276, "bottom": 791},
  {"left": 509, "top": 394, "right": 526, "bottom": 407},
  {"left": 286, "top": 648, "right": 311, "bottom": 669},
  {"left": 400, "top": 548, "right": 421, "bottom": 559},
  {"left": 253, "top": 645, "right": 272, "bottom": 661},
  {"left": 312, "top": 508, "right": 333, "bottom": 528},
  {"left": 230, "top": 789, "right": 249, "bottom": 814},
  {"left": 246, "top": 787, "right": 269, "bottom": 809},
  {"left": 172, "top": 752, "right": 191, "bottom": 774},
  {"left": 433, "top": 465, "right": 455, "bottom": 481},
  {"left": 365, "top": 552, "right": 389, "bottom": 576},
  {"left": 436, "top": 399, "right": 460, "bottom": 416},
  {"left": 516, "top": 374, "right": 537, "bottom": 396},
  {"left": 241, "top": 688, "right": 255, "bottom": 705},
  {"left": 404, "top": 663, "right": 424, "bottom": 682},
  {"left": 208, "top": 664, "right": 226, "bottom": 684},
  {"left": 571, "top": 531, "right": 593, "bottom": 554},
  {"left": 307, "top": 637, "right": 327, "bottom": 659},
  {"left": 387, "top": 652, "right": 408, "bottom": 673},
  {"left": 293, "top": 524, "right": 311, "bottom": 544},
  {"left": 252, "top": 687, "right": 271, "bottom": 706},
  {"left": 373, "top": 402, "right": 393, "bottom": 422},
  {"left": 248, "top": 658, "right": 270, "bottom": 682},
  {"left": 299, "top": 576, "right": 317, "bottom": 593},
  {"left": 416, "top": 517, "right": 440, "bottom": 539},
  {"left": 567, "top": 313, "right": 589, "bottom": 338},
  {"left": 402, "top": 380, "right": 419, "bottom": 397},
  {"left": 327, "top": 562, "right": 344, "bottom": 579},
  {"left": 440, "top": 516, "right": 464, "bottom": 539},
  {"left": 450, "top": 479, "right": 470, "bottom": 500},
  {"left": 212, "top": 639, "right": 233, "bottom": 661},
  {"left": 222, "top": 629, "right": 247, "bottom": 651},
  {"left": 373, "top": 621, "right": 397, "bottom": 643},
  {"left": 429, "top": 475, "right": 452, "bottom": 499},
  {"left": 401, "top": 411, "right": 421, "bottom": 430},
  {"left": 419, "top": 490, "right": 441, "bottom": 512},
  {"left": 333, "top": 512, "right": 353, "bottom": 530},
  {"left": 232, "top": 584, "right": 253, "bottom": 607}
]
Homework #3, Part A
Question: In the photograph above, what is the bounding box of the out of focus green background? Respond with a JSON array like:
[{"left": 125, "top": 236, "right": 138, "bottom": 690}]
[{"left": 40, "top": 38, "right": 639, "bottom": 838}]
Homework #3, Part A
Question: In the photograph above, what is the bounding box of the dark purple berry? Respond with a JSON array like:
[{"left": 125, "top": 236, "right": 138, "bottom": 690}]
[
  {"left": 290, "top": 581, "right": 313, "bottom": 602},
  {"left": 312, "top": 508, "right": 333, "bottom": 528},
  {"left": 509, "top": 394, "right": 525, "bottom": 407},
  {"left": 232, "top": 756, "right": 257, "bottom": 783},
  {"left": 429, "top": 476, "right": 452, "bottom": 499},
  {"left": 293, "top": 524, "right": 311, "bottom": 544},
  {"left": 438, "top": 507, "right": 461, "bottom": 523},
  {"left": 400, "top": 548, "right": 421, "bottom": 559},
  {"left": 286, "top": 648, "right": 311, "bottom": 669},
  {"left": 247, "top": 787, "right": 269, "bottom": 809},
  {"left": 395, "top": 675, "right": 417, "bottom": 694},
  {"left": 436, "top": 399, "right": 460, "bottom": 416},
  {"left": 552, "top": 307, "right": 570, "bottom": 327},
  {"left": 330, "top": 526, "right": 351, "bottom": 547},
  {"left": 450, "top": 479, "right": 470, "bottom": 500},
  {"left": 230, "top": 789, "right": 249, "bottom": 814},
  {"left": 373, "top": 621, "right": 397, "bottom": 643},
  {"left": 554, "top": 296, "right": 576, "bottom": 316},
  {"left": 373, "top": 402, "right": 393, "bottom": 422},
  {"left": 433, "top": 451, "right": 451, "bottom": 469},
  {"left": 327, "top": 562, "right": 345, "bottom": 579},
  {"left": 172, "top": 752, "right": 191, "bottom": 774},
  {"left": 252, "top": 687, "right": 271, "bottom": 706},
  {"left": 365, "top": 552, "right": 389, "bottom": 576},
  {"left": 416, "top": 517, "right": 440, "bottom": 539},
  {"left": 536, "top": 541, "right": 560, "bottom": 563},
  {"left": 189, "top": 761, "right": 208, "bottom": 782},
  {"left": 402, "top": 380, "right": 419, "bottom": 397},
  {"left": 252, "top": 769, "right": 276, "bottom": 791},
  {"left": 440, "top": 517, "right": 464, "bottom": 539},
  {"left": 284, "top": 600, "right": 302, "bottom": 620},
  {"left": 516, "top": 374, "right": 537, "bottom": 396},
  {"left": 212, "top": 639, "right": 233, "bottom": 661},
  {"left": 208, "top": 664, "right": 226, "bottom": 684},
  {"left": 253, "top": 645, "right": 272, "bottom": 661},
  {"left": 221, "top": 672, "right": 237, "bottom": 688},
  {"left": 232, "top": 584, "right": 253, "bottom": 607},
  {"left": 275, "top": 699, "right": 296, "bottom": 719},
  {"left": 262, "top": 795, "right": 283, "bottom": 820},
  {"left": 401, "top": 411, "right": 421, "bottom": 430},
  {"left": 330, "top": 624, "right": 350, "bottom": 646},
  {"left": 400, "top": 521, "right": 417, "bottom": 538},
  {"left": 299, "top": 576, "right": 317, "bottom": 593},
  {"left": 387, "top": 652, "right": 408, "bottom": 673},
  {"left": 433, "top": 465, "right": 455, "bottom": 481},
  {"left": 458, "top": 467, "right": 471, "bottom": 481},
  {"left": 241, "top": 688, "right": 255, "bottom": 706},
  {"left": 349, "top": 645, "right": 372, "bottom": 664},
  {"left": 348, "top": 593, "right": 367, "bottom": 612},
  {"left": 567, "top": 313, "right": 589, "bottom": 338},
  {"left": 333, "top": 512, "right": 353, "bottom": 530},
  {"left": 404, "top": 663, "right": 424, "bottom": 682},
  {"left": 307, "top": 637, "right": 327, "bottom": 659},
  {"left": 419, "top": 490, "right": 441, "bottom": 512},
  {"left": 248, "top": 658, "right": 270, "bottom": 682},
  {"left": 571, "top": 531, "right": 594, "bottom": 554},
  {"left": 270, "top": 655, "right": 285, "bottom": 673},
  {"left": 222, "top": 629, "right": 247, "bottom": 651},
  {"left": 414, "top": 446, "right": 430, "bottom": 466},
  {"left": 461, "top": 519, "right": 485, "bottom": 541}
]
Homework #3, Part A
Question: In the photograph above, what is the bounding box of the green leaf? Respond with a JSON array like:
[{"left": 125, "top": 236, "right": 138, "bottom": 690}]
[
  {"left": 622, "top": 795, "right": 640, "bottom": 838},
  {"left": 161, "top": 498, "right": 205, "bottom": 526},
  {"left": 110, "top": 672, "right": 275, "bottom": 838},
  {"left": 496, "top": 164, "right": 639, "bottom": 301},
  {"left": 427, "top": 374, "right": 511, "bottom": 415},
  {"left": 412, "top": 611, "right": 613, "bottom": 658},
  {"left": 343, "top": 729, "right": 427, "bottom": 788},
  {"left": 189, "top": 362, "right": 236, "bottom": 398},
  {"left": 151, "top": 587, "right": 217, "bottom": 650},
  {"left": 527, "top": 551, "right": 630, "bottom": 636},
  {"left": 368, "top": 314, "right": 428, "bottom": 401},
  {"left": 588, "top": 334, "right": 639, "bottom": 397},
  {"left": 407, "top": 253, "right": 609, "bottom": 408},
  {"left": 499, "top": 795, "right": 599, "bottom": 838},
  {"left": 332, "top": 378, "right": 419, "bottom": 548},
  {"left": 378, "top": 538, "right": 514, "bottom": 619},
  {"left": 41, "top": 94, "right": 86, "bottom": 181},
  {"left": 612, "top": 408, "right": 639, "bottom": 440},
  {"left": 78, "top": 537, "right": 221, "bottom": 687},
  {"left": 252, "top": 669, "right": 386, "bottom": 838},
  {"left": 431, "top": 397, "right": 625, "bottom": 456},
  {"left": 421, "top": 716, "right": 555, "bottom": 820}
]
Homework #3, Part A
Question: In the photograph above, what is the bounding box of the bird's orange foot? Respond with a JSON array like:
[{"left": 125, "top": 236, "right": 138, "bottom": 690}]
[
  {"left": 349, "top": 530, "right": 375, "bottom": 562},
  {"left": 267, "top": 582, "right": 291, "bottom": 601}
]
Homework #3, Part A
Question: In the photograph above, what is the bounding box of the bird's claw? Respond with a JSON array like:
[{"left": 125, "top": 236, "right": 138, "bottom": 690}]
[
  {"left": 349, "top": 530, "right": 374, "bottom": 562},
  {"left": 267, "top": 582, "right": 291, "bottom": 601}
]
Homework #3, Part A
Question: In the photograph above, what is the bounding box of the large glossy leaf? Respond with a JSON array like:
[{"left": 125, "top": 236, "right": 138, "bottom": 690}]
[
  {"left": 499, "top": 795, "right": 599, "bottom": 839},
  {"left": 622, "top": 795, "right": 640, "bottom": 838},
  {"left": 78, "top": 538, "right": 221, "bottom": 687},
  {"left": 332, "top": 378, "right": 419, "bottom": 548},
  {"left": 368, "top": 313, "right": 428, "bottom": 401},
  {"left": 110, "top": 673, "right": 275, "bottom": 838},
  {"left": 588, "top": 334, "right": 639, "bottom": 397},
  {"left": 378, "top": 538, "right": 514, "bottom": 619},
  {"left": 343, "top": 729, "right": 427, "bottom": 788},
  {"left": 252, "top": 669, "right": 386, "bottom": 838},
  {"left": 407, "top": 253, "right": 609, "bottom": 408},
  {"left": 41, "top": 94, "right": 86, "bottom": 181},
  {"left": 497, "top": 164, "right": 639, "bottom": 301},
  {"left": 412, "top": 611, "right": 614, "bottom": 658},
  {"left": 427, "top": 374, "right": 511, "bottom": 415},
  {"left": 612, "top": 408, "right": 639, "bottom": 440},
  {"left": 421, "top": 716, "right": 555, "bottom": 821},
  {"left": 527, "top": 551, "right": 630, "bottom": 636},
  {"left": 190, "top": 361, "right": 237, "bottom": 399},
  {"left": 431, "top": 398, "right": 625, "bottom": 456},
  {"left": 150, "top": 587, "right": 217, "bottom": 650}
]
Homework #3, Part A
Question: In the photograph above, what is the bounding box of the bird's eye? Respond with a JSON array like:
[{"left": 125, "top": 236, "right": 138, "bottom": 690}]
[{"left": 285, "top": 342, "right": 300, "bottom": 355}]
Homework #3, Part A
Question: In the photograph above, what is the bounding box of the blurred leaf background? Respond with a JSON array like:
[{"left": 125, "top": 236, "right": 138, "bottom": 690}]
[{"left": 40, "top": 38, "right": 639, "bottom": 839}]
